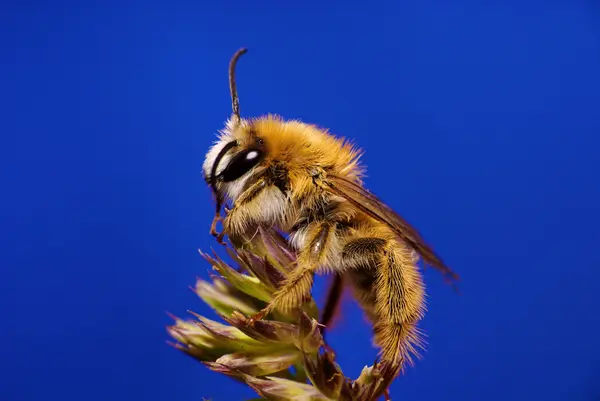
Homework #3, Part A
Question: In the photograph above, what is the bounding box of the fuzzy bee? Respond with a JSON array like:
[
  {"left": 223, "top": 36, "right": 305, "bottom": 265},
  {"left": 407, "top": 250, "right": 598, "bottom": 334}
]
[{"left": 202, "top": 48, "right": 459, "bottom": 368}]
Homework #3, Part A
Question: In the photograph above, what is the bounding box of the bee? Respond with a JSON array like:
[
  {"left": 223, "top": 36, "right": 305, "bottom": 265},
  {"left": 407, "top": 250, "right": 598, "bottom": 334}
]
[{"left": 202, "top": 48, "right": 459, "bottom": 368}]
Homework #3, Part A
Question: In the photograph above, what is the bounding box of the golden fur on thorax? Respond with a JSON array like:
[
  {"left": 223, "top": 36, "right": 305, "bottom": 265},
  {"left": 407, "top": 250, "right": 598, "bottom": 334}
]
[
  {"left": 205, "top": 115, "right": 363, "bottom": 232},
  {"left": 237, "top": 115, "right": 363, "bottom": 180},
  {"left": 202, "top": 49, "right": 458, "bottom": 372}
]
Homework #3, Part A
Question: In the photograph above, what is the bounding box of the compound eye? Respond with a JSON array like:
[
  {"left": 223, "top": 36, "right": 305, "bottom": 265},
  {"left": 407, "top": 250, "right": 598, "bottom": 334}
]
[{"left": 220, "top": 148, "right": 263, "bottom": 182}]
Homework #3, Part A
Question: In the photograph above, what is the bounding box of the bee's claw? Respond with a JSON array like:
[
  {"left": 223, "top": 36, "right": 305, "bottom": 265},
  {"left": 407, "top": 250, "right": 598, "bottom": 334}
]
[
  {"left": 210, "top": 215, "right": 222, "bottom": 234},
  {"left": 384, "top": 389, "right": 391, "bottom": 401},
  {"left": 210, "top": 229, "right": 226, "bottom": 245},
  {"left": 210, "top": 215, "right": 227, "bottom": 245}
]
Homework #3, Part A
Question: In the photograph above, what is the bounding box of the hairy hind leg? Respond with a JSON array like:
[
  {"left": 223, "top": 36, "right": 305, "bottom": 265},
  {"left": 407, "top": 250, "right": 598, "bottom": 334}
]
[
  {"left": 342, "top": 237, "right": 426, "bottom": 367},
  {"left": 373, "top": 242, "right": 426, "bottom": 366},
  {"left": 342, "top": 237, "right": 384, "bottom": 324}
]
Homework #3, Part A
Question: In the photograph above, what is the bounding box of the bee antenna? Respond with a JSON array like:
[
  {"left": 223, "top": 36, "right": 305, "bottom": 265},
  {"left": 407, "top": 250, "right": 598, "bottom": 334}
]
[{"left": 229, "top": 47, "right": 248, "bottom": 122}]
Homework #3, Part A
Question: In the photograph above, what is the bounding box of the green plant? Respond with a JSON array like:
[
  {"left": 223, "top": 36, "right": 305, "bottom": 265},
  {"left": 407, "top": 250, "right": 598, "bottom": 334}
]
[{"left": 167, "top": 228, "right": 399, "bottom": 400}]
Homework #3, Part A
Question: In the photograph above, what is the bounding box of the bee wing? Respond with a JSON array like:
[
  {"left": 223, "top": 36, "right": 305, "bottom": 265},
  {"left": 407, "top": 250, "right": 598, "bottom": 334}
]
[{"left": 325, "top": 174, "right": 459, "bottom": 283}]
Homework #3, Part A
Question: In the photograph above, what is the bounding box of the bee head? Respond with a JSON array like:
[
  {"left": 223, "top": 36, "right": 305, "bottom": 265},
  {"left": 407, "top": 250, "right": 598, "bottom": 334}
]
[
  {"left": 202, "top": 48, "right": 269, "bottom": 207},
  {"left": 202, "top": 118, "right": 267, "bottom": 202},
  {"left": 202, "top": 48, "right": 363, "bottom": 212}
]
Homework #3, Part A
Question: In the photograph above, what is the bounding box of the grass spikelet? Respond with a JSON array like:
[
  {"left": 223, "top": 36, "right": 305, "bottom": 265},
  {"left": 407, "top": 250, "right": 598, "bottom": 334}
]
[{"left": 168, "top": 229, "right": 399, "bottom": 400}]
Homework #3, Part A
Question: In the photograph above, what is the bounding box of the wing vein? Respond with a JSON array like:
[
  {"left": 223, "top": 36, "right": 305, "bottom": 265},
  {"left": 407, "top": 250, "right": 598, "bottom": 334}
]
[{"left": 324, "top": 174, "right": 459, "bottom": 283}]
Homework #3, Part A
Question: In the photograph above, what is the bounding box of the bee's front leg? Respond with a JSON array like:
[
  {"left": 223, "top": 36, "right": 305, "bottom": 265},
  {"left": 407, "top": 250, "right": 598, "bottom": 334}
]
[
  {"left": 210, "top": 205, "right": 235, "bottom": 245},
  {"left": 210, "top": 214, "right": 226, "bottom": 244},
  {"left": 222, "top": 204, "right": 257, "bottom": 247},
  {"left": 218, "top": 176, "right": 270, "bottom": 243}
]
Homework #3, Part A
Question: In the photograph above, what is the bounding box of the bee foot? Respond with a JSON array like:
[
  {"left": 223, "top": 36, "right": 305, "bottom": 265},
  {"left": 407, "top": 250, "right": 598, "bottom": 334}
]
[
  {"left": 210, "top": 215, "right": 223, "bottom": 236},
  {"left": 384, "top": 389, "right": 391, "bottom": 401},
  {"left": 210, "top": 229, "right": 226, "bottom": 246}
]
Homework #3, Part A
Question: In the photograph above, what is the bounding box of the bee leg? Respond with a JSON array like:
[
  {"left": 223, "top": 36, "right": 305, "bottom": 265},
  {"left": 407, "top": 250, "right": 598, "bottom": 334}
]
[
  {"left": 210, "top": 214, "right": 223, "bottom": 239},
  {"left": 342, "top": 237, "right": 425, "bottom": 367},
  {"left": 373, "top": 245, "right": 425, "bottom": 367},
  {"left": 221, "top": 176, "right": 272, "bottom": 239},
  {"left": 260, "top": 258, "right": 315, "bottom": 315},
  {"left": 209, "top": 210, "right": 229, "bottom": 245},
  {"left": 341, "top": 237, "right": 385, "bottom": 323},
  {"left": 216, "top": 232, "right": 226, "bottom": 245},
  {"left": 319, "top": 273, "right": 344, "bottom": 336},
  {"left": 254, "top": 222, "right": 333, "bottom": 320},
  {"left": 247, "top": 262, "right": 315, "bottom": 325}
]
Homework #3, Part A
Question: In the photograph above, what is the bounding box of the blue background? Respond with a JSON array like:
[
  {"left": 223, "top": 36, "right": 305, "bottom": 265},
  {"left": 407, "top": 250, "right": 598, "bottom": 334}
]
[{"left": 2, "top": 1, "right": 600, "bottom": 400}]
